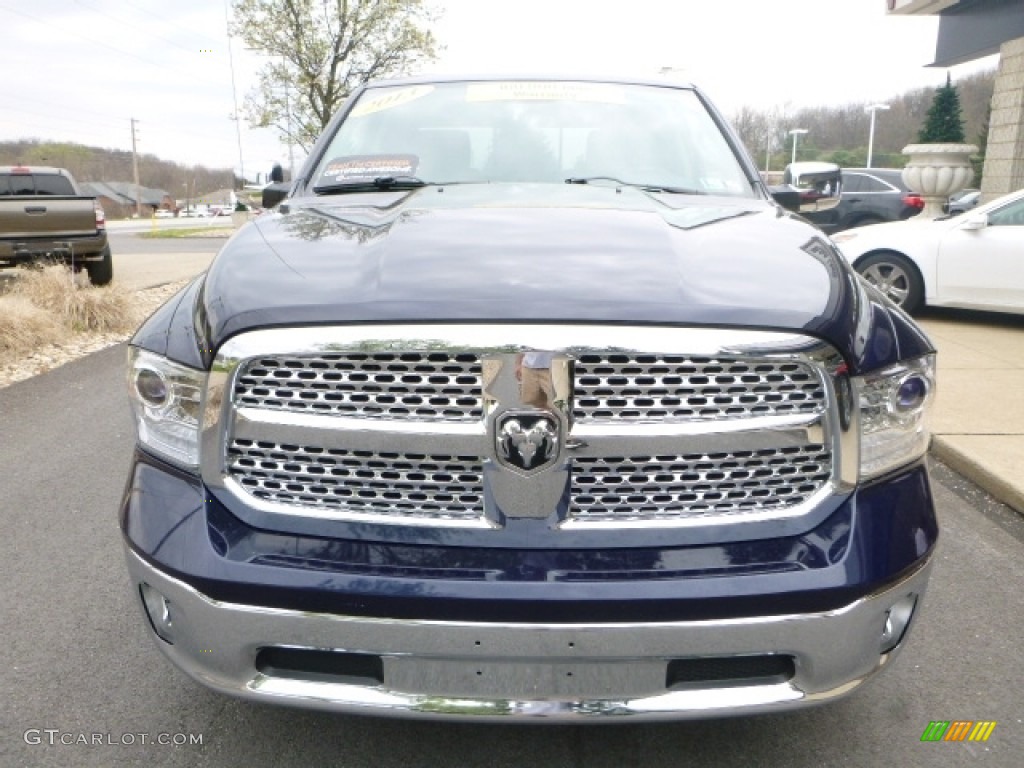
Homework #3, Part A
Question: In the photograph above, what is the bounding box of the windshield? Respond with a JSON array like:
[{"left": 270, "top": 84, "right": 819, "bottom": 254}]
[{"left": 311, "top": 80, "right": 755, "bottom": 197}]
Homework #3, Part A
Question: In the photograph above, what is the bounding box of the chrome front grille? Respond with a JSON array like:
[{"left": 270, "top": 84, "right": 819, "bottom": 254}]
[
  {"left": 228, "top": 439, "right": 485, "bottom": 520},
  {"left": 235, "top": 353, "right": 483, "bottom": 422},
  {"left": 570, "top": 446, "right": 832, "bottom": 522},
  {"left": 574, "top": 355, "right": 825, "bottom": 421},
  {"left": 207, "top": 326, "right": 848, "bottom": 531}
]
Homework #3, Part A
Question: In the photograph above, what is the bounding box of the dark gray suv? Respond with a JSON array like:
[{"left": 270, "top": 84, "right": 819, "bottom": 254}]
[{"left": 802, "top": 168, "right": 924, "bottom": 235}]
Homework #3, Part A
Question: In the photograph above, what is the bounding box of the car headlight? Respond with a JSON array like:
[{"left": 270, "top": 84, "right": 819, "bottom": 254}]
[
  {"left": 855, "top": 355, "right": 935, "bottom": 480},
  {"left": 127, "top": 347, "right": 205, "bottom": 469}
]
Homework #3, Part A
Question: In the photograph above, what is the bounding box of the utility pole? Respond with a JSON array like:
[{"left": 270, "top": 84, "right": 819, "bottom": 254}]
[
  {"left": 285, "top": 86, "right": 295, "bottom": 179},
  {"left": 131, "top": 118, "right": 142, "bottom": 218},
  {"left": 225, "top": 1, "right": 245, "bottom": 187}
]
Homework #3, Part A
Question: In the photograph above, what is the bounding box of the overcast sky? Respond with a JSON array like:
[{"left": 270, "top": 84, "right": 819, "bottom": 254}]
[{"left": 0, "top": 0, "right": 1000, "bottom": 182}]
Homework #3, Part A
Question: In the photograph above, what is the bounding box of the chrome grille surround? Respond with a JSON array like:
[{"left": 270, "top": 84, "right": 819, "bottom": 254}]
[{"left": 201, "top": 326, "right": 856, "bottom": 531}]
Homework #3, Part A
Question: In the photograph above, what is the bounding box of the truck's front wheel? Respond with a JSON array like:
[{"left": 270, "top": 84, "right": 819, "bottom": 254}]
[{"left": 86, "top": 246, "right": 113, "bottom": 286}]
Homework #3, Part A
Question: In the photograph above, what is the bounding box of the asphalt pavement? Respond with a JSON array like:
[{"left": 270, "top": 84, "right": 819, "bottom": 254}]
[{"left": 1, "top": 344, "right": 1022, "bottom": 768}]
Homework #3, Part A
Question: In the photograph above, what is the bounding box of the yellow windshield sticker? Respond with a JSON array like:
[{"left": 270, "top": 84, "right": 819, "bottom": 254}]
[
  {"left": 350, "top": 85, "right": 434, "bottom": 117},
  {"left": 466, "top": 82, "right": 626, "bottom": 104}
]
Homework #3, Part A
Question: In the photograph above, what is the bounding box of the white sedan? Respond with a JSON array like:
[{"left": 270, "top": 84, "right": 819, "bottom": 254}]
[{"left": 832, "top": 187, "right": 1024, "bottom": 315}]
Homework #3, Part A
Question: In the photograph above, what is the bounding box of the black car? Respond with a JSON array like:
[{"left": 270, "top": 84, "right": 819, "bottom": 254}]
[{"left": 801, "top": 168, "right": 924, "bottom": 234}]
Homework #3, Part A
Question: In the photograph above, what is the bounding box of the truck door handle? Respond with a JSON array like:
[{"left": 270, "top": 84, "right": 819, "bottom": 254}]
[{"left": 24, "top": 205, "right": 47, "bottom": 214}]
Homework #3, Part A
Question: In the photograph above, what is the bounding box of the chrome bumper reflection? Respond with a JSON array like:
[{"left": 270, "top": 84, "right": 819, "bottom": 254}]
[{"left": 126, "top": 547, "right": 932, "bottom": 722}]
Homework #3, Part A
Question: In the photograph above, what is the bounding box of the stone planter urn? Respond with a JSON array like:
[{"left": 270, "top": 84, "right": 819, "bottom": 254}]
[
  {"left": 231, "top": 210, "right": 251, "bottom": 228},
  {"left": 901, "top": 143, "right": 978, "bottom": 218}
]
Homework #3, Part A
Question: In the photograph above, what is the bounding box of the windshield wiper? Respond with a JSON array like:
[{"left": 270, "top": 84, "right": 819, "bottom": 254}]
[
  {"left": 313, "top": 175, "right": 429, "bottom": 195},
  {"left": 565, "top": 176, "right": 705, "bottom": 195}
]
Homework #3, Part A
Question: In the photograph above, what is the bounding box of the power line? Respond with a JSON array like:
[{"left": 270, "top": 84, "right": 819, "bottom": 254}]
[
  {"left": 0, "top": 115, "right": 129, "bottom": 145},
  {"left": 1, "top": 101, "right": 237, "bottom": 148},
  {"left": 72, "top": 0, "right": 213, "bottom": 55},
  {"left": 2, "top": 106, "right": 127, "bottom": 133},
  {"left": 120, "top": 0, "right": 224, "bottom": 48},
  {"left": 9, "top": 93, "right": 131, "bottom": 125},
  {"left": 0, "top": 5, "right": 170, "bottom": 72}
]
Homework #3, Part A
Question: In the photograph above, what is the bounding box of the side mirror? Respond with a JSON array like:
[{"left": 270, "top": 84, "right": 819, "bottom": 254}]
[
  {"left": 270, "top": 163, "right": 285, "bottom": 184},
  {"left": 262, "top": 182, "right": 290, "bottom": 210},
  {"left": 960, "top": 213, "right": 988, "bottom": 231},
  {"left": 776, "top": 161, "right": 842, "bottom": 214},
  {"left": 769, "top": 185, "right": 802, "bottom": 212}
]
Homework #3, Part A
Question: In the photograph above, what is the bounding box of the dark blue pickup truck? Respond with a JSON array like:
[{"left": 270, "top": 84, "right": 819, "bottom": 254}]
[{"left": 121, "top": 76, "right": 937, "bottom": 722}]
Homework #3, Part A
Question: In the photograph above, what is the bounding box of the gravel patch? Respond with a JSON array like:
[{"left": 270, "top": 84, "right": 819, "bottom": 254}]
[{"left": 0, "top": 280, "right": 189, "bottom": 389}]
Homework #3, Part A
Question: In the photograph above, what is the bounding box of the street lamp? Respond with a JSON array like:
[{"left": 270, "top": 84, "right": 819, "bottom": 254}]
[
  {"left": 865, "top": 103, "right": 890, "bottom": 169},
  {"left": 788, "top": 129, "right": 808, "bottom": 165}
]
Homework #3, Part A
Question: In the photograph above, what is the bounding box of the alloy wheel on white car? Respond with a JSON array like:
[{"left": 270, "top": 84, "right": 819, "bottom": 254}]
[{"left": 855, "top": 251, "right": 924, "bottom": 313}]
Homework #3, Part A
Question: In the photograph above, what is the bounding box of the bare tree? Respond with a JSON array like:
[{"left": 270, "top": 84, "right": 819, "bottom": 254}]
[
  {"left": 730, "top": 69, "right": 995, "bottom": 170},
  {"left": 232, "top": 0, "right": 440, "bottom": 153},
  {"left": 731, "top": 104, "right": 790, "bottom": 171}
]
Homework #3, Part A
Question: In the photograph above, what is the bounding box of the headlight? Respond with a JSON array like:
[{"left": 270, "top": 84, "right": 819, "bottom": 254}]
[
  {"left": 855, "top": 355, "right": 935, "bottom": 480},
  {"left": 127, "top": 347, "right": 206, "bottom": 469}
]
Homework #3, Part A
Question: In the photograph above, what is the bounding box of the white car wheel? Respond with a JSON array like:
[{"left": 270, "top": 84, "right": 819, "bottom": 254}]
[{"left": 856, "top": 251, "right": 924, "bottom": 314}]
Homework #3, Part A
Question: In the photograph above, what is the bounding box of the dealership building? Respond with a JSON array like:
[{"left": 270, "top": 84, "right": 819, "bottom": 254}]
[{"left": 890, "top": 0, "right": 1024, "bottom": 198}]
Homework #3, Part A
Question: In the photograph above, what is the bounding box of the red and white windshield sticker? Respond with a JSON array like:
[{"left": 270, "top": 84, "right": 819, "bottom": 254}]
[{"left": 319, "top": 154, "right": 419, "bottom": 184}]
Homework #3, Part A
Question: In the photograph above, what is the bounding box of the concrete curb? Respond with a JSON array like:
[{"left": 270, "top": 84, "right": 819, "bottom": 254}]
[{"left": 931, "top": 435, "right": 1024, "bottom": 514}]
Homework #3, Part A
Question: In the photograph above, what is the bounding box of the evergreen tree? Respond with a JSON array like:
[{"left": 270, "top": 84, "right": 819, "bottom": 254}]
[{"left": 918, "top": 73, "right": 967, "bottom": 143}]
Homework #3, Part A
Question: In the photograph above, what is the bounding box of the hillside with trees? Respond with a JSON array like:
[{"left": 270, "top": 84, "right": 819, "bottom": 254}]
[
  {"left": 0, "top": 140, "right": 238, "bottom": 198},
  {"left": 731, "top": 69, "right": 995, "bottom": 172}
]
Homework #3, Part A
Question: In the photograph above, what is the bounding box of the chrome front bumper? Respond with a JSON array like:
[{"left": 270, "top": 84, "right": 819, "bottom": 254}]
[{"left": 126, "top": 546, "right": 932, "bottom": 722}]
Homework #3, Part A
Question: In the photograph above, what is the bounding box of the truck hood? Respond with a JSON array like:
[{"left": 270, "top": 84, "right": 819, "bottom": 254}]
[{"left": 163, "top": 184, "right": 929, "bottom": 371}]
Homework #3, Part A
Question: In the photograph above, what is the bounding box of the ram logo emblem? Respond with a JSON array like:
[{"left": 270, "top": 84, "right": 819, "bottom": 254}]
[{"left": 496, "top": 414, "right": 559, "bottom": 473}]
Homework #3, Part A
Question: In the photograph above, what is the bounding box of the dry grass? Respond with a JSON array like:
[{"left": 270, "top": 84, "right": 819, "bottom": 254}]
[
  {"left": 7, "top": 265, "right": 141, "bottom": 333},
  {"left": 0, "top": 295, "right": 63, "bottom": 356},
  {"left": 0, "top": 265, "right": 141, "bottom": 357}
]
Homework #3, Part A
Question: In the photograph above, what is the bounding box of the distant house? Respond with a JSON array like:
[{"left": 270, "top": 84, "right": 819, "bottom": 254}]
[
  {"left": 80, "top": 181, "right": 173, "bottom": 219},
  {"left": 196, "top": 188, "right": 237, "bottom": 208}
]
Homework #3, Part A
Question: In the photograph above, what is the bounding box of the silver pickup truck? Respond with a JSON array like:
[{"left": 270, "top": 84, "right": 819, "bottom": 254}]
[{"left": 0, "top": 165, "right": 112, "bottom": 285}]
